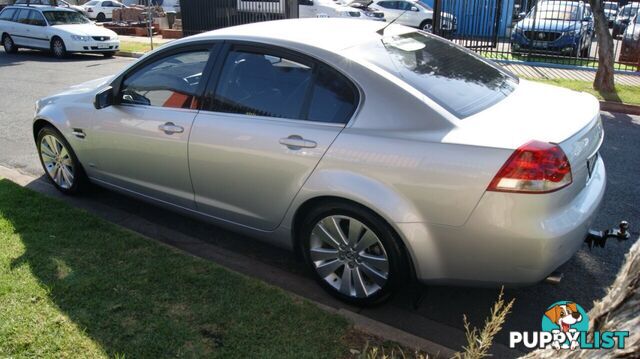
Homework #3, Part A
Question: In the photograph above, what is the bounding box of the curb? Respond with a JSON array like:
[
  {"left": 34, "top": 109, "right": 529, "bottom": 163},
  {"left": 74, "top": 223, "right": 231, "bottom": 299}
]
[
  {"left": 600, "top": 101, "right": 640, "bottom": 116},
  {"left": 115, "top": 51, "right": 144, "bottom": 58},
  {"left": 0, "top": 164, "right": 459, "bottom": 359}
]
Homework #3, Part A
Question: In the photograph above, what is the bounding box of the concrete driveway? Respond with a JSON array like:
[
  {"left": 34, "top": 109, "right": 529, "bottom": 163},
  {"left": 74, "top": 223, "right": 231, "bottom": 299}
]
[{"left": 1, "top": 49, "right": 638, "bottom": 357}]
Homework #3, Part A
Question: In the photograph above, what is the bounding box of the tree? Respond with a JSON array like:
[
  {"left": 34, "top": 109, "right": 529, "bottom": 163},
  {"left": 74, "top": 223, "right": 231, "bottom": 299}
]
[{"left": 589, "top": 0, "right": 616, "bottom": 92}]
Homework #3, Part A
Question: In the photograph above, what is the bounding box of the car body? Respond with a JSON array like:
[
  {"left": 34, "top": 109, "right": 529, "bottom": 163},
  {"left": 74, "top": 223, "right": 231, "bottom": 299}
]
[
  {"left": 13, "top": 0, "right": 88, "bottom": 16},
  {"left": 613, "top": 3, "right": 640, "bottom": 38},
  {"left": 299, "top": 0, "right": 385, "bottom": 21},
  {"left": 32, "top": 19, "right": 605, "bottom": 304},
  {"left": 511, "top": 0, "right": 594, "bottom": 57},
  {"left": 370, "top": 0, "right": 456, "bottom": 33},
  {"left": 604, "top": 1, "right": 619, "bottom": 26},
  {"left": 0, "top": 6, "right": 119, "bottom": 57},
  {"left": 619, "top": 12, "right": 640, "bottom": 63},
  {"left": 82, "top": 0, "right": 125, "bottom": 22}
]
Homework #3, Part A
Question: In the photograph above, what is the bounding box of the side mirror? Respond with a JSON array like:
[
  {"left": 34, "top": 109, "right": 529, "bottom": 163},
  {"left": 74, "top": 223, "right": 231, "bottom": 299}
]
[
  {"left": 410, "top": 6, "right": 419, "bottom": 11},
  {"left": 94, "top": 86, "right": 114, "bottom": 109}
]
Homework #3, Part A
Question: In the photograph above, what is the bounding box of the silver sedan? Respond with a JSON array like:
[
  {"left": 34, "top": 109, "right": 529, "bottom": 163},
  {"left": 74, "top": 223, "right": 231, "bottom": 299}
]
[{"left": 33, "top": 18, "right": 605, "bottom": 305}]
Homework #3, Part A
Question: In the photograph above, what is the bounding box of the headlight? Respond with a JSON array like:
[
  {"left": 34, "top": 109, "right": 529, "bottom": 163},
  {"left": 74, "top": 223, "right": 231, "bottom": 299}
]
[
  {"left": 563, "top": 29, "right": 579, "bottom": 36},
  {"left": 71, "top": 35, "right": 91, "bottom": 41}
]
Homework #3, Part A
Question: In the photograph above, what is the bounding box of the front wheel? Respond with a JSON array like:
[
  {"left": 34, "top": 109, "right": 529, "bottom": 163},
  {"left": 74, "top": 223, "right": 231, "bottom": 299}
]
[
  {"left": 419, "top": 20, "right": 433, "bottom": 33},
  {"left": 51, "top": 37, "right": 67, "bottom": 58},
  {"left": 300, "top": 201, "right": 408, "bottom": 305},
  {"left": 2, "top": 34, "right": 18, "bottom": 54},
  {"left": 37, "top": 126, "right": 88, "bottom": 194}
]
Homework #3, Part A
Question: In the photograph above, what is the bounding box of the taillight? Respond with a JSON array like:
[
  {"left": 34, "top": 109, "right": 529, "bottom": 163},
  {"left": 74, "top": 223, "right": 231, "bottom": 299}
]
[{"left": 487, "top": 140, "right": 572, "bottom": 193}]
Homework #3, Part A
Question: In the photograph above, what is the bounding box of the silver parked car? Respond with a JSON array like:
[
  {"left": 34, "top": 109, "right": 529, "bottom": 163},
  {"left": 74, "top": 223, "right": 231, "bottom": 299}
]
[{"left": 33, "top": 18, "right": 605, "bottom": 305}]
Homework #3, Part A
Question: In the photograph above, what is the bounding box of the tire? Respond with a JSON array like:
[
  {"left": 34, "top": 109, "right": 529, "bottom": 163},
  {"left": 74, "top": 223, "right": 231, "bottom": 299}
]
[
  {"left": 580, "top": 45, "right": 590, "bottom": 59},
  {"left": 299, "top": 201, "right": 409, "bottom": 306},
  {"left": 36, "top": 126, "right": 88, "bottom": 195},
  {"left": 50, "top": 37, "right": 67, "bottom": 58},
  {"left": 103, "top": 51, "right": 116, "bottom": 58},
  {"left": 419, "top": 20, "right": 433, "bottom": 33},
  {"left": 96, "top": 12, "right": 106, "bottom": 22},
  {"left": 2, "top": 34, "right": 18, "bottom": 54}
]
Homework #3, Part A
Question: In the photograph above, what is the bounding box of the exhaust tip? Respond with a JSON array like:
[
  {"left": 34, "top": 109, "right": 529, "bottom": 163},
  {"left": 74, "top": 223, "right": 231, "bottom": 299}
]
[{"left": 544, "top": 271, "right": 563, "bottom": 285}]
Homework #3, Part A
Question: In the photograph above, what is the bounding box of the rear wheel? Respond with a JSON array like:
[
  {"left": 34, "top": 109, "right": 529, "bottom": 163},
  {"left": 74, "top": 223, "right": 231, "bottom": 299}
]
[
  {"left": 300, "top": 201, "right": 408, "bottom": 305},
  {"left": 419, "top": 20, "right": 433, "bottom": 33},
  {"left": 37, "top": 126, "right": 88, "bottom": 194},
  {"left": 51, "top": 37, "right": 67, "bottom": 58},
  {"left": 2, "top": 34, "right": 17, "bottom": 54},
  {"left": 96, "top": 12, "right": 106, "bottom": 22}
]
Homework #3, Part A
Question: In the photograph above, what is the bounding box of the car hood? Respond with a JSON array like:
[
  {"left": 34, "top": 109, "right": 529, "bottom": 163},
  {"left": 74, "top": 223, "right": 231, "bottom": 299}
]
[
  {"left": 443, "top": 79, "right": 600, "bottom": 151},
  {"left": 516, "top": 19, "right": 581, "bottom": 32},
  {"left": 52, "top": 24, "right": 117, "bottom": 37},
  {"left": 40, "top": 75, "right": 114, "bottom": 106}
]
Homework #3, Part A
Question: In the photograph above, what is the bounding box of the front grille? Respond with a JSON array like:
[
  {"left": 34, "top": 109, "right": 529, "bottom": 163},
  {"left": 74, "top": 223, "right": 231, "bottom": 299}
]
[
  {"left": 524, "top": 31, "right": 562, "bottom": 42},
  {"left": 92, "top": 36, "right": 110, "bottom": 41},
  {"left": 90, "top": 46, "right": 114, "bottom": 50}
]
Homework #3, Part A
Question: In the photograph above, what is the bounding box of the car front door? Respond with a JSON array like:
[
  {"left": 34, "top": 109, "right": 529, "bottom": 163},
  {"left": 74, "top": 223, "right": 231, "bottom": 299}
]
[
  {"left": 87, "top": 43, "right": 218, "bottom": 209},
  {"left": 26, "top": 10, "right": 49, "bottom": 49},
  {"left": 189, "top": 44, "right": 359, "bottom": 231},
  {"left": 376, "top": 1, "right": 402, "bottom": 22}
]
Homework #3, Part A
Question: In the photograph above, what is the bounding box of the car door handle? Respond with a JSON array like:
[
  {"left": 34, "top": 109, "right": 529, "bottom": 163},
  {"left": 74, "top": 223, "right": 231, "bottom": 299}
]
[
  {"left": 279, "top": 135, "right": 317, "bottom": 149},
  {"left": 159, "top": 122, "right": 184, "bottom": 134}
]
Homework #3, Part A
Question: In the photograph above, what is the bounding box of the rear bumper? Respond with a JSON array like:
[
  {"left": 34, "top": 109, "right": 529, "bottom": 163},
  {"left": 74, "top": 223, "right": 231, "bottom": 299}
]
[{"left": 402, "top": 156, "right": 606, "bottom": 285}]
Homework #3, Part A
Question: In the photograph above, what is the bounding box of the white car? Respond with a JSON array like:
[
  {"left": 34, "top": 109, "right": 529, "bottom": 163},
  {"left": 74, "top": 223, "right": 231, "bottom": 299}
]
[
  {"left": 0, "top": 6, "right": 119, "bottom": 57},
  {"left": 13, "top": 0, "right": 88, "bottom": 16},
  {"left": 82, "top": 0, "right": 125, "bottom": 22},
  {"left": 300, "top": 0, "right": 384, "bottom": 21},
  {"left": 372, "top": 0, "right": 456, "bottom": 33}
]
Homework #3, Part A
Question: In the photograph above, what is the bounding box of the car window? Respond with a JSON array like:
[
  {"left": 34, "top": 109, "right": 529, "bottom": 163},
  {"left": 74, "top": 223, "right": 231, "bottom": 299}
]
[
  {"left": 346, "top": 30, "right": 517, "bottom": 119},
  {"left": 397, "top": 1, "right": 413, "bottom": 10},
  {"left": 0, "top": 8, "right": 17, "bottom": 21},
  {"left": 210, "top": 49, "right": 314, "bottom": 120},
  {"left": 102, "top": 1, "right": 112, "bottom": 6},
  {"left": 378, "top": 1, "right": 397, "bottom": 10},
  {"left": 299, "top": 0, "right": 313, "bottom": 6},
  {"left": 307, "top": 65, "right": 358, "bottom": 124},
  {"left": 120, "top": 50, "right": 211, "bottom": 109},
  {"left": 85, "top": 0, "right": 99, "bottom": 5},
  {"left": 27, "top": 10, "right": 46, "bottom": 26},
  {"left": 15, "top": 9, "right": 30, "bottom": 24}
]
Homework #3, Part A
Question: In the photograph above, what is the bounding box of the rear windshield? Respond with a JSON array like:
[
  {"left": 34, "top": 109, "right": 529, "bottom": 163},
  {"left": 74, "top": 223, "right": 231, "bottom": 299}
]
[
  {"left": 346, "top": 30, "right": 517, "bottom": 118},
  {"left": 85, "top": 0, "right": 99, "bottom": 5}
]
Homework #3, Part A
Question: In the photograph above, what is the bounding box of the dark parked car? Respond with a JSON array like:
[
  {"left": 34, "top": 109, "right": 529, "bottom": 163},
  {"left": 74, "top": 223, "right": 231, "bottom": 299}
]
[
  {"left": 619, "top": 13, "right": 640, "bottom": 64},
  {"left": 613, "top": 2, "right": 640, "bottom": 38},
  {"left": 511, "top": 0, "right": 594, "bottom": 57}
]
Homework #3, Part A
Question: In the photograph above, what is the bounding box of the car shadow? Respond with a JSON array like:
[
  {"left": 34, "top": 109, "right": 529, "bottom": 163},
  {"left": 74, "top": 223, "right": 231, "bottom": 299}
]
[{"left": 0, "top": 47, "right": 115, "bottom": 66}]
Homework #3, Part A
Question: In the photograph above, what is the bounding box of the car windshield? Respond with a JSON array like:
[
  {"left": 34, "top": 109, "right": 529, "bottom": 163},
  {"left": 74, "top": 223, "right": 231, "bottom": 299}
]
[
  {"left": 85, "top": 0, "right": 99, "bottom": 5},
  {"left": 43, "top": 10, "right": 90, "bottom": 24},
  {"left": 532, "top": 4, "right": 580, "bottom": 21},
  {"left": 620, "top": 5, "right": 639, "bottom": 17},
  {"left": 604, "top": 2, "right": 618, "bottom": 11},
  {"left": 345, "top": 30, "right": 518, "bottom": 118}
]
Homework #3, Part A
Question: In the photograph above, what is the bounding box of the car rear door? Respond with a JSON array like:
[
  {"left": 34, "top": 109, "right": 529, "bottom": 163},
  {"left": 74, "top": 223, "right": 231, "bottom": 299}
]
[
  {"left": 0, "top": 8, "right": 19, "bottom": 39},
  {"left": 11, "top": 9, "right": 31, "bottom": 46},
  {"left": 188, "top": 43, "right": 359, "bottom": 231},
  {"left": 86, "top": 42, "right": 220, "bottom": 209}
]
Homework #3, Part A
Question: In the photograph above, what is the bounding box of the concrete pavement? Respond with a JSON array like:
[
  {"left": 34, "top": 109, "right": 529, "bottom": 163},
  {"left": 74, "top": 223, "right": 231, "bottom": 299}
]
[{"left": 1, "top": 48, "right": 639, "bottom": 358}]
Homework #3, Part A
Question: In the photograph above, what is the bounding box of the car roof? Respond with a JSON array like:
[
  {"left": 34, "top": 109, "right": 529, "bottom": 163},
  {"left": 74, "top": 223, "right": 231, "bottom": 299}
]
[
  {"left": 5, "top": 5, "right": 74, "bottom": 12},
  {"left": 189, "top": 18, "right": 391, "bottom": 53}
]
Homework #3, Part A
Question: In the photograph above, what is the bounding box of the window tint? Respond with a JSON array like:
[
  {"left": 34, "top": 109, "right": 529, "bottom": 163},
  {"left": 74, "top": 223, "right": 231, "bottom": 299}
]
[
  {"left": 102, "top": 1, "right": 112, "bottom": 6},
  {"left": 397, "top": 1, "right": 413, "bottom": 10},
  {"left": 0, "top": 8, "right": 17, "bottom": 21},
  {"left": 346, "top": 31, "right": 517, "bottom": 118},
  {"left": 211, "top": 49, "right": 313, "bottom": 119},
  {"left": 28, "top": 10, "right": 46, "bottom": 26},
  {"left": 120, "top": 50, "right": 210, "bottom": 109},
  {"left": 307, "top": 65, "right": 357, "bottom": 124},
  {"left": 378, "top": 1, "right": 397, "bottom": 9},
  {"left": 15, "top": 9, "right": 30, "bottom": 24},
  {"left": 299, "top": 0, "right": 313, "bottom": 5}
]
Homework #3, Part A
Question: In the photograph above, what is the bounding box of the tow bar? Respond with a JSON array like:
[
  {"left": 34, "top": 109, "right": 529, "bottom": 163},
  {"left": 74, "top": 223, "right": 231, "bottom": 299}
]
[{"left": 585, "top": 221, "right": 631, "bottom": 249}]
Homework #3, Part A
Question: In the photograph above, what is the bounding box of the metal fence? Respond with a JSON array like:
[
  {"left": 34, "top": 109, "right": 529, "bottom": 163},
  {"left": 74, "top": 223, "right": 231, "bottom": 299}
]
[
  {"left": 432, "top": 0, "right": 640, "bottom": 72},
  {"left": 181, "top": 0, "right": 298, "bottom": 36}
]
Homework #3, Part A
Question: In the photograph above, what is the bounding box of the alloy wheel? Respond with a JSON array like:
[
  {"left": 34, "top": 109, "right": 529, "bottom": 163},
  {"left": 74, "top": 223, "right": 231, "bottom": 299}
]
[
  {"left": 40, "top": 134, "right": 75, "bottom": 189},
  {"left": 3, "top": 36, "right": 13, "bottom": 52},
  {"left": 309, "top": 215, "right": 390, "bottom": 299},
  {"left": 422, "top": 23, "right": 433, "bottom": 33},
  {"left": 52, "top": 39, "right": 65, "bottom": 57}
]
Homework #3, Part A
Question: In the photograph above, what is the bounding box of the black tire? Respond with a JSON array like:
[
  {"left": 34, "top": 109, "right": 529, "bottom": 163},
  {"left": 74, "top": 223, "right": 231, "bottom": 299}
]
[
  {"left": 103, "top": 51, "right": 116, "bottom": 58},
  {"left": 50, "top": 37, "right": 67, "bottom": 58},
  {"left": 2, "top": 34, "right": 18, "bottom": 54},
  {"left": 419, "top": 20, "right": 433, "bottom": 33},
  {"left": 96, "top": 12, "right": 106, "bottom": 22},
  {"left": 580, "top": 44, "right": 590, "bottom": 59},
  {"left": 299, "top": 201, "right": 409, "bottom": 306},
  {"left": 36, "top": 125, "right": 88, "bottom": 195}
]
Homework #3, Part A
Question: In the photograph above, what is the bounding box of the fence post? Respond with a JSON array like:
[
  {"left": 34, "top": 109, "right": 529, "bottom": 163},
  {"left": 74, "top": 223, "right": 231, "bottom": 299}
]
[{"left": 432, "top": 0, "right": 441, "bottom": 36}]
